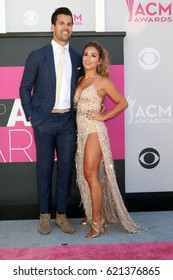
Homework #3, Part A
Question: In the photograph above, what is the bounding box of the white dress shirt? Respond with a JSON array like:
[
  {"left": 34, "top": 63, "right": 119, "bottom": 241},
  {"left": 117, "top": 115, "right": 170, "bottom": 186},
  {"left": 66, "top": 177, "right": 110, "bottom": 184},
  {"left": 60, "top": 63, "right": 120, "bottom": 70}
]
[{"left": 51, "top": 39, "right": 72, "bottom": 109}]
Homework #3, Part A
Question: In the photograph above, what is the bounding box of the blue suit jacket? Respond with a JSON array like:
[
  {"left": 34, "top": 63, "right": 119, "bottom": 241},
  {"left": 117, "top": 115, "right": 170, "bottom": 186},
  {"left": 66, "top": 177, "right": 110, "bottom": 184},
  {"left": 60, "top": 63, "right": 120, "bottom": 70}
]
[{"left": 20, "top": 44, "right": 83, "bottom": 126}]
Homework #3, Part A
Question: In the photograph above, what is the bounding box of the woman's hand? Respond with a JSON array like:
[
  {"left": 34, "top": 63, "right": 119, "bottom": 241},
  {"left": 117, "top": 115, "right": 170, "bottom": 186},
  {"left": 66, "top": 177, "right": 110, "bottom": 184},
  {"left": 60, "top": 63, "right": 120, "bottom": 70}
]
[
  {"left": 87, "top": 110, "right": 105, "bottom": 122},
  {"left": 100, "top": 103, "right": 106, "bottom": 114}
]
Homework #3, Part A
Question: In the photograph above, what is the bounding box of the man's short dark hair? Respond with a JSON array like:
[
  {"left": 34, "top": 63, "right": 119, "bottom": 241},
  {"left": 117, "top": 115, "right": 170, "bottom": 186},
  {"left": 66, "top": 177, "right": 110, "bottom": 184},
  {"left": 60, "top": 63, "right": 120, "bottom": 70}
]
[{"left": 51, "top": 7, "right": 73, "bottom": 25}]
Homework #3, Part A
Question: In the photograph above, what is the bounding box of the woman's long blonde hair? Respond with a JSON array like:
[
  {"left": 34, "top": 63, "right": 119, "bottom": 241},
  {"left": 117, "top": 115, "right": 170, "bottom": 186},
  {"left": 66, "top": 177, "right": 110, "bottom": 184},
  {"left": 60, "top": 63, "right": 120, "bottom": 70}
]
[{"left": 83, "top": 41, "right": 110, "bottom": 77}]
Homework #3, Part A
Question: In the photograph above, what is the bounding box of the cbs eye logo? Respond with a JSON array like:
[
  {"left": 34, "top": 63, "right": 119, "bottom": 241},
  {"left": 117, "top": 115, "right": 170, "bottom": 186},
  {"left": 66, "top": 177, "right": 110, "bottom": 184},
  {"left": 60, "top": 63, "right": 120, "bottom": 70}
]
[
  {"left": 138, "top": 48, "right": 160, "bottom": 70},
  {"left": 23, "top": 11, "right": 38, "bottom": 26},
  {"left": 139, "top": 148, "right": 160, "bottom": 169},
  {"left": 0, "top": 103, "right": 6, "bottom": 115}
]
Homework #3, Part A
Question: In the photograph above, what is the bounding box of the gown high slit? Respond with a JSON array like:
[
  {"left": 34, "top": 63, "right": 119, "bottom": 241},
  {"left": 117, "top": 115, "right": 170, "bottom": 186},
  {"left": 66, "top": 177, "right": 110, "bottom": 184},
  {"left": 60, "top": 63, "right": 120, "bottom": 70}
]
[{"left": 74, "top": 84, "right": 139, "bottom": 233}]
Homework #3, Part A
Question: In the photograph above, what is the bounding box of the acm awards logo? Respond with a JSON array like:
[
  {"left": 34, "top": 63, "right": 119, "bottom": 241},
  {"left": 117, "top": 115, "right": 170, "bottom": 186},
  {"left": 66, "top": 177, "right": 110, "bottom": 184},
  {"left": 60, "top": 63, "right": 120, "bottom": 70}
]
[
  {"left": 126, "top": 0, "right": 172, "bottom": 22},
  {"left": 73, "top": 14, "right": 82, "bottom": 25},
  {"left": 0, "top": 99, "right": 35, "bottom": 163},
  {"left": 127, "top": 95, "right": 172, "bottom": 125},
  {"left": 139, "top": 148, "right": 160, "bottom": 169}
]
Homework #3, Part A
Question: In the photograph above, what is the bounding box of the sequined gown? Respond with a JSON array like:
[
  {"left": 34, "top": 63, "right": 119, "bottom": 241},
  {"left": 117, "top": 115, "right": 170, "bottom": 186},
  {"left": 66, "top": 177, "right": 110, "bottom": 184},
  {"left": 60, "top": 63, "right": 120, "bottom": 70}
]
[{"left": 75, "top": 85, "right": 139, "bottom": 233}]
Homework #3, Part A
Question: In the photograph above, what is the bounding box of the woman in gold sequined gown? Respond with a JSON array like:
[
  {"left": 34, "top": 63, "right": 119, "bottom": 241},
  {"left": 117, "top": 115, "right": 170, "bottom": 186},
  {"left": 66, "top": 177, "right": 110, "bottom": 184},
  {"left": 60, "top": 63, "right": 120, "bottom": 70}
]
[{"left": 74, "top": 41, "right": 139, "bottom": 238}]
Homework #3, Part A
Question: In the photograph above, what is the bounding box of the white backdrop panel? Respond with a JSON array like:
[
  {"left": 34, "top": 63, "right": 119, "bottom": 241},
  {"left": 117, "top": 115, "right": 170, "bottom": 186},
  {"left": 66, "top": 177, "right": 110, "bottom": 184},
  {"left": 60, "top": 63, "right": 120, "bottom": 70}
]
[
  {"left": 105, "top": 0, "right": 173, "bottom": 192},
  {"left": 5, "top": 0, "right": 95, "bottom": 32}
]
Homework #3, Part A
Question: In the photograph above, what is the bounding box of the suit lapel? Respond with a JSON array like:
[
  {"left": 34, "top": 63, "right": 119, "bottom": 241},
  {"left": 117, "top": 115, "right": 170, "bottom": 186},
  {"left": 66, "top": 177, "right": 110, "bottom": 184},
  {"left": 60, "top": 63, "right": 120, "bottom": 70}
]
[
  {"left": 69, "top": 48, "right": 80, "bottom": 82},
  {"left": 69, "top": 48, "right": 77, "bottom": 103},
  {"left": 44, "top": 45, "right": 56, "bottom": 88}
]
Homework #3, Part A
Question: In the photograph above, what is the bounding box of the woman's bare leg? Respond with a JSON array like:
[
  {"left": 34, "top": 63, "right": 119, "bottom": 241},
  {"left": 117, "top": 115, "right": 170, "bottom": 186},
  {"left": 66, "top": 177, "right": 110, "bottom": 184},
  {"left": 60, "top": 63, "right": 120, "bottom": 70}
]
[{"left": 84, "top": 133, "right": 102, "bottom": 236}]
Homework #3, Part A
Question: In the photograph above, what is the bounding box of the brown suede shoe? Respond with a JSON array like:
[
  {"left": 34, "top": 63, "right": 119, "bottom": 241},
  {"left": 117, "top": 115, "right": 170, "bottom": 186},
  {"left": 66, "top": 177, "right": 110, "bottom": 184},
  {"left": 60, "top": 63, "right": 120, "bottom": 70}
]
[
  {"left": 38, "top": 213, "right": 51, "bottom": 235},
  {"left": 55, "top": 213, "right": 75, "bottom": 234}
]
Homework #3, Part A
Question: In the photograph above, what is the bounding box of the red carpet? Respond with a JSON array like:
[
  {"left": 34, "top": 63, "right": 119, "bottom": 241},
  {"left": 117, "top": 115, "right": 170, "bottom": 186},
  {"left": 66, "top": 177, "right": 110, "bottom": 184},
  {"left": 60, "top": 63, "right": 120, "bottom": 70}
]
[{"left": 0, "top": 242, "right": 173, "bottom": 260}]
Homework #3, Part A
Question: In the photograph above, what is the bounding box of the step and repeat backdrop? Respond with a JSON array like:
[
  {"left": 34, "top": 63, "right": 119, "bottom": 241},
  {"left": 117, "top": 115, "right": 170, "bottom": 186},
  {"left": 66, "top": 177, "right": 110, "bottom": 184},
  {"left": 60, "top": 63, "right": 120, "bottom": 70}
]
[
  {"left": 0, "top": 0, "right": 173, "bottom": 218},
  {"left": 105, "top": 0, "right": 173, "bottom": 208},
  {"left": 105, "top": 0, "right": 173, "bottom": 194}
]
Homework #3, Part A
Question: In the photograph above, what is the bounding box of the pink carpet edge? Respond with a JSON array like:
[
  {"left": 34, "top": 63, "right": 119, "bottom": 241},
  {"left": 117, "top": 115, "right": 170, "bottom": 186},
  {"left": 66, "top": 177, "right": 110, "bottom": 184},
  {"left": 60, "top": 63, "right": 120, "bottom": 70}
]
[{"left": 0, "top": 242, "right": 173, "bottom": 260}]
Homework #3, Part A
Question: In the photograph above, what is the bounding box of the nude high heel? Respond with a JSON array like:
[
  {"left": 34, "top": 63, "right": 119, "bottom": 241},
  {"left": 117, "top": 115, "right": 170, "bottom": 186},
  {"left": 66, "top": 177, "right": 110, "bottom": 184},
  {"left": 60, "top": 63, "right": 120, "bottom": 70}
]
[
  {"left": 80, "top": 218, "right": 89, "bottom": 225},
  {"left": 85, "top": 215, "right": 106, "bottom": 238}
]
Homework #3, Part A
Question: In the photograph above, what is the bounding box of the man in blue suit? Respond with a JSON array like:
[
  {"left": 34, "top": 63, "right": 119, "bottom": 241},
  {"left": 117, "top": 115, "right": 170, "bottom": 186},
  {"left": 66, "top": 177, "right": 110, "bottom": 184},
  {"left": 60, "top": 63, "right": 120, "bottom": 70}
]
[{"left": 20, "top": 7, "right": 84, "bottom": 235}]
